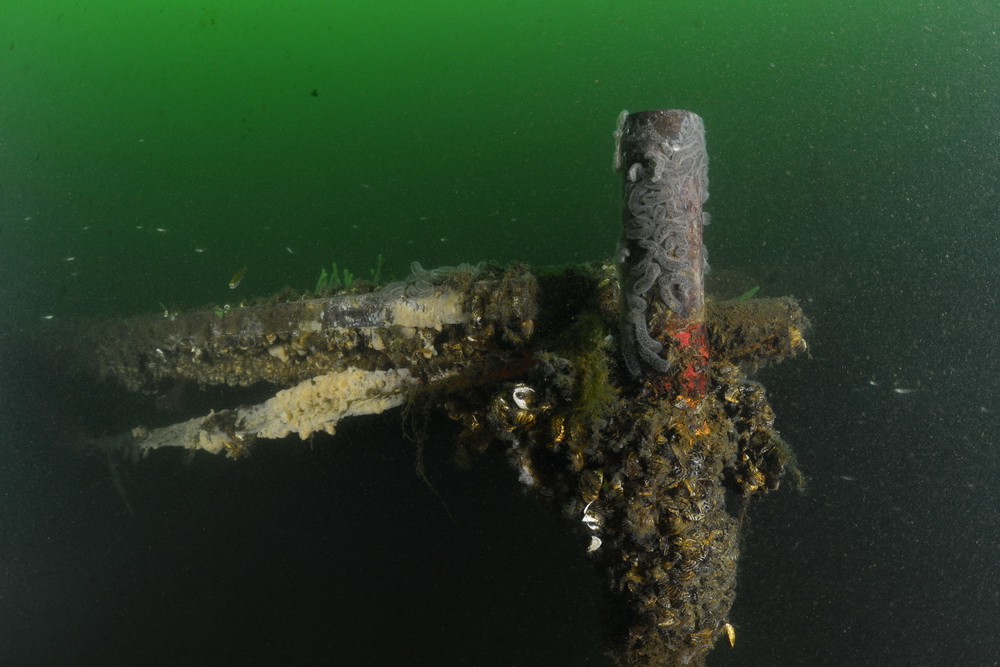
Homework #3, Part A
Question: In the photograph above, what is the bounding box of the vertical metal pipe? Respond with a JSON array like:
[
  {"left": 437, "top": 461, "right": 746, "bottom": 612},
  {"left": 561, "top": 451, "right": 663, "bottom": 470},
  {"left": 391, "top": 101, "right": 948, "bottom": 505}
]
[
  {"left": 606, "top": 110, "right": 727, "bottom": 667},
  {"left": 614, "top": 109, "right": 709, "bottom": 396}
]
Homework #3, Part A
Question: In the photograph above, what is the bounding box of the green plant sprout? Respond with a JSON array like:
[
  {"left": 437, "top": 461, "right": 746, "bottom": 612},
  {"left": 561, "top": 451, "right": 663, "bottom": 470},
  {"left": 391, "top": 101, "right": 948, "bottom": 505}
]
[
  {"left": 315, "top": 254, "right": 385, "bottom": 294},
  {"left": 370, "top": 253, "right": 385, "bottom": 286},
  {"left": 314, "top": 262, "right": 348, "bottom": 293}
]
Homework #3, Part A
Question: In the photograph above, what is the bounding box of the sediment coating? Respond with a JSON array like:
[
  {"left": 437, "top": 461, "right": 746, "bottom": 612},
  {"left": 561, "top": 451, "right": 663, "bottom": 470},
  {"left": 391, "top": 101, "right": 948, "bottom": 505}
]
[
  {"left": 614, "top": 109, "right": 709, "bottom": 376},
  {"left": 88, "top": 366, "right": 430, "bottom": 460}
]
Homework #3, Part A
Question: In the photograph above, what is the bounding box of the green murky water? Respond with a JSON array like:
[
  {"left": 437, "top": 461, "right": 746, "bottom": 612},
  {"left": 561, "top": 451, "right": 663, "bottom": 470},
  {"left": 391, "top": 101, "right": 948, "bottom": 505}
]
[{"left": 2, "top": 2, "right": 997, "bottom": 665}]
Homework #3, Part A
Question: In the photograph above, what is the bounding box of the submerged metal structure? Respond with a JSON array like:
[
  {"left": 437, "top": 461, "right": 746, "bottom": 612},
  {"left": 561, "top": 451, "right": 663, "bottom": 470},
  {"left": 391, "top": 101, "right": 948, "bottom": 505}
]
[{"left": 54, "top": 110, "right": 808, "bottom": 666}]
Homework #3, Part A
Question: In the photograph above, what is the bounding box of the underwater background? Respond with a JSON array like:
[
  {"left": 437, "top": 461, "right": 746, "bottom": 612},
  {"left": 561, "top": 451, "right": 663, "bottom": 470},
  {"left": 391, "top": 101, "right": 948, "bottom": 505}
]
[{"left": 2, "top": 1, "right": 998, "bottom": 665}]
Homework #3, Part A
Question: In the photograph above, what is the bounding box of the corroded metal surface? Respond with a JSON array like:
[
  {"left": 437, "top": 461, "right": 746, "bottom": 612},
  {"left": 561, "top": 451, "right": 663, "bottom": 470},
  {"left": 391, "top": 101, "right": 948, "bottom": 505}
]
[
  {"left": 447, "top": 293, "right": 805, "bottom": 667},
  {"left": 78, "top": 265, "right": 538, "bottom": 392},
  {"left": 51, "top": 110, "right": 809, "bottom": 667}
]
